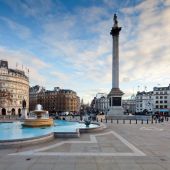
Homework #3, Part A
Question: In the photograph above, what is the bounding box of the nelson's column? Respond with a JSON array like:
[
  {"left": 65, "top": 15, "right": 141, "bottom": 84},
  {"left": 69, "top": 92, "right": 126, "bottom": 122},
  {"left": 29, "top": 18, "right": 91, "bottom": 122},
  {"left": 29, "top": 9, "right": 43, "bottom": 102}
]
[{"left": 107, "top": 14, "right": 124, "bottom": 118}]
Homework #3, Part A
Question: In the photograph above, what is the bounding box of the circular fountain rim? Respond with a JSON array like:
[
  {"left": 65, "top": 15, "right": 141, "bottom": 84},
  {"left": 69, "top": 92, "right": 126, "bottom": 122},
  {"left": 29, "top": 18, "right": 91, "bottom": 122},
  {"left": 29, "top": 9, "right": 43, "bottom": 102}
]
[{"left": 31, "top": 110, "right": 47, "bottom": 113}]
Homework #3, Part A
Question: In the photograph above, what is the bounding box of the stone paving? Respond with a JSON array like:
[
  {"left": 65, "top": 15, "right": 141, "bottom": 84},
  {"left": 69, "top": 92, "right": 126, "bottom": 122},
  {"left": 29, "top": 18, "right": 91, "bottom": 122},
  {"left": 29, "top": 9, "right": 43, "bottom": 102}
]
[{"left": 0, "top": 121, "right": 170, "bottom": 170}]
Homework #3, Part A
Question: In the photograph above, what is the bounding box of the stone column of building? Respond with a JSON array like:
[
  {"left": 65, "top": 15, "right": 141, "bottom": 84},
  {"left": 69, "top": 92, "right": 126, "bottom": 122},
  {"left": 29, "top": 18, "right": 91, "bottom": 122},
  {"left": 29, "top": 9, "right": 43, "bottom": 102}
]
[{"left": 107, "top": 14, "right": 124, "bottom": 117}]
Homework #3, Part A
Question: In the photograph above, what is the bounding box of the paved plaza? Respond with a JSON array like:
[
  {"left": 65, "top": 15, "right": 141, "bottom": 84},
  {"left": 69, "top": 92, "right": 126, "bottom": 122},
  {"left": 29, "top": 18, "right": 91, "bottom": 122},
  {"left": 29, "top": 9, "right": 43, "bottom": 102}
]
[{"left": 0, "top": 121, "right": 170, "bottom": 170}]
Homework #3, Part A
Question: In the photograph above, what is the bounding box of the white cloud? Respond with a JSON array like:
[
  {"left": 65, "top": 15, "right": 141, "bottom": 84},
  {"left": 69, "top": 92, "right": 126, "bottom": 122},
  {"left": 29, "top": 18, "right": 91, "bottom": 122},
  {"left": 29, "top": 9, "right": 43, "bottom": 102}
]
[
  {"left": 118, "top": 0, "right": 170, "bottom": 98},
  {"left": 0, "top": 17, "right": 31, "bottom": 39},
  {"left": 0, "top": 46, "right": 48, "bottom": 86},
  {"left": 51, "top": 71, "right": 69, "bottom": 82},
  {"left": 4, "top": 0, "right": 54, "bottom": 18}
]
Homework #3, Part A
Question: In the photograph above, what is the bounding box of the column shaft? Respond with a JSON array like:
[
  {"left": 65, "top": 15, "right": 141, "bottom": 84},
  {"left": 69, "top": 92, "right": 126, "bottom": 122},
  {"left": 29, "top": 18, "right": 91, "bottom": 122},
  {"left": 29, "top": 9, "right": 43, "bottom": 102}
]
[{"left": 112, "top": 35, "right": 119, "bottom": 88}]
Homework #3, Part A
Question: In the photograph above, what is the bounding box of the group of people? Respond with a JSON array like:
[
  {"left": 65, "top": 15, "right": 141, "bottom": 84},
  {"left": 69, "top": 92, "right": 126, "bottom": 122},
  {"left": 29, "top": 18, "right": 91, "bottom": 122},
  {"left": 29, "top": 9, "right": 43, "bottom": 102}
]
[{"left": 152, "top": 112, "right": 169, "bottom": 123}]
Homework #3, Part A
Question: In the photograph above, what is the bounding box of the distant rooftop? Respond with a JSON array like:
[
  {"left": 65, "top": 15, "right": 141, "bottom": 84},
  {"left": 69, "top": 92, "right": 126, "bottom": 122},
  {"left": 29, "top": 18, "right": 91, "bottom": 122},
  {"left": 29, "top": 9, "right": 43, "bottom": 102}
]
[
  {"left": 136, "top": 91, "right": 153, "bottom": 95},
  {"left": 30, "top": 85, "right": 76, "bottom": 94},
  {"left": 153, "top": 84, "right": 170, "bottom": 91}
]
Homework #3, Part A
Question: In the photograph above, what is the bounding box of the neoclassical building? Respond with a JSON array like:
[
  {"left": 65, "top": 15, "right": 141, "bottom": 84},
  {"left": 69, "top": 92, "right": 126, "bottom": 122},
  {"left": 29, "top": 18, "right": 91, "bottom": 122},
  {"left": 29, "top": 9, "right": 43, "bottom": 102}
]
[
  {"left": 0, "top": 60, "right": 29, "bottom": 115},
  {"left": 30, "top": 86, "right": 80, "bottom": 113},
  {"left": 90, "top": 94, "right": 109, "bottom": 114}
]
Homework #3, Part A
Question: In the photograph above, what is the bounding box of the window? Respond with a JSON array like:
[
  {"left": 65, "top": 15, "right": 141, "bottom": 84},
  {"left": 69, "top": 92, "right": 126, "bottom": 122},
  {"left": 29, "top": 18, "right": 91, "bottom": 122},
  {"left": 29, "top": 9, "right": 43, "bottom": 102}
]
[
  {"left": 160, "top": 101, "right": 163, "bottom": 103},
  {"left": 160, "top": 105, "right": 163, "bottom": 109},
  {"left": 156, "top": 96, "right": 158, "bottom": 99},
  {"left": 164, "top": 105, "right": 167, "bottom": 108},
  {"left": 109, "top": 98, "right": 111, "bottom": 106},
  {"left": 156, "top": 105, "right": 159, "bottom": 108},
  {"left": 160, "top": 96, "right": 163, "bottom": 99},
  {"left": 164, "top": 101, "right": 167, "bottom": 103},
  {"left": 164, "top": 96, "right": 167, "bottom": 99},
  {"left": 156, "top": 101, "right": 159, "bottom": 103}
]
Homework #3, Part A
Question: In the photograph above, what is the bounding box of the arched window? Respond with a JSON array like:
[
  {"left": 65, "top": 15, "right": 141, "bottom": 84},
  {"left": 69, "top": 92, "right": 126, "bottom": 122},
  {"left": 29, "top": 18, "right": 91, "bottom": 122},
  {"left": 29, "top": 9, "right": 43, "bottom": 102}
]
[
  {"left": 2, "top": 108, "right": 6, "bottom": 115},
  {"left": 18, "top": 108, "right": 21, "bottom": 114},
  {"left": 11, "top": 108, "right": 15, "bottom": 115}
]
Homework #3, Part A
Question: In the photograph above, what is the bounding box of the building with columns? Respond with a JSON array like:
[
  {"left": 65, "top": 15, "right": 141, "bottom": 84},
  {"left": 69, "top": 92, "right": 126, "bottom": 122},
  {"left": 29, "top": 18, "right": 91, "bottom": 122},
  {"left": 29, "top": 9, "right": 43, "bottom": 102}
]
[
  {"left": 107, "top": 14, "right": 124, "bottom": 117},
  {"left": 0, "top": 60, "right": 29, "bottom": 115}
]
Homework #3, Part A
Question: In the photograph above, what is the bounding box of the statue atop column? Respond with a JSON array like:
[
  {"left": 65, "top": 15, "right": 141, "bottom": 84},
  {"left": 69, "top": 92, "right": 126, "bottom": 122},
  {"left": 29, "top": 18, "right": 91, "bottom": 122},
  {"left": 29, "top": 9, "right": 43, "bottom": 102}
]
[{"left": 113, "top": 14, "right": 118, "bottom": 27}]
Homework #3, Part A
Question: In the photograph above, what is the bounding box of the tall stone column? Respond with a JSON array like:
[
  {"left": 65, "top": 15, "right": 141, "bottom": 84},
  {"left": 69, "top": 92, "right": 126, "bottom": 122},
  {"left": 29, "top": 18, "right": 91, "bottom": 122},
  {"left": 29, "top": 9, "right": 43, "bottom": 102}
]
[{"left": 107, "top": 14, "right": 124, "bottom": 118}]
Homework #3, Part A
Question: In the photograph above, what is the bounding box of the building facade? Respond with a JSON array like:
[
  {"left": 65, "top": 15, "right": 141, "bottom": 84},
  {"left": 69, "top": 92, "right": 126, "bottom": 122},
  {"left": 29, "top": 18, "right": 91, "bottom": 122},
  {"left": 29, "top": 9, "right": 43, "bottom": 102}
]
[
  {"left": 29, "top": 86, "right": 80, "bottom": 113},
  {"left": 153, "top": 85, "right": 170, "bottom": 115},
  {"left": 122, "top": 98, "right": 136, "bottom": 114},
  {"left": 0, "top": 60, "right": 29, "bottom": 115},
  {"left": 135, "top": 91, "right": 154, "bottom": 114},
  {"left": 91, "top": 94, "right": 109, "bottom": 114},
  {"left": 29, "top": 85, "right": 46, "bottom": 111}
]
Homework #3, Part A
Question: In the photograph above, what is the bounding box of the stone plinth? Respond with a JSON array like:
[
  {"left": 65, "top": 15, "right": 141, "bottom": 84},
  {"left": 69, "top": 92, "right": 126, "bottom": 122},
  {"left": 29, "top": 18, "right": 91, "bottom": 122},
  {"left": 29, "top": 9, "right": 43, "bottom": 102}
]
[
  {"left": 21, "top": 108, "right": 27, "bottom": 119},
  {"left": 107, "top": 107, "right": 124, "bottom": 118},
  {"left": 107, "top": 88, "right": 124, "bottom": 118}
]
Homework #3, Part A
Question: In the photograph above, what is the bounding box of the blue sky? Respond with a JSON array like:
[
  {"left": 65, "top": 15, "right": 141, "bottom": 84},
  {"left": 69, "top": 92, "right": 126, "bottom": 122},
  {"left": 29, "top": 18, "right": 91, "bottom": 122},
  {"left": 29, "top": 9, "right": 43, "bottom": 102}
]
[{"left": 0, "top": 0, "right": 170, "bottom": 103}]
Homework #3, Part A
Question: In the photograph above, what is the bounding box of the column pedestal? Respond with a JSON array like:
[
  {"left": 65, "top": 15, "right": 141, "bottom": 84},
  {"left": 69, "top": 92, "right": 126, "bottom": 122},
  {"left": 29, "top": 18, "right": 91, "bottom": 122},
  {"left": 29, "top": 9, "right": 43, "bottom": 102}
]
[
  {"left": 21, "top": 108, "right": 28, "bottom": 119},
  {"left": 107, "top": 88, "right": 124, "bottom": 118}
]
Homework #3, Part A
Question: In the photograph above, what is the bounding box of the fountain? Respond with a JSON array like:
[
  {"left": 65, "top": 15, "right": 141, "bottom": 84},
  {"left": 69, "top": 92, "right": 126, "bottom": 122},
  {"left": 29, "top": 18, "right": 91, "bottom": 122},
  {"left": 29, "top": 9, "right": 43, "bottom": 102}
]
[
  {"left": 84, "top": 114, "right": 91, "bottom": 127},
  {"left": 22, "top": 104, "right": 53, "bottom": 127}
]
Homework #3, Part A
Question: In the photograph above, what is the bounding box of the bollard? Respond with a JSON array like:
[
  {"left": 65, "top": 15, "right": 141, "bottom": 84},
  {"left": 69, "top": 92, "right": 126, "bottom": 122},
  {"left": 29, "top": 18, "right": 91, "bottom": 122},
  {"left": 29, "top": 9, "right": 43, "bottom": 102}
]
[
  {"left": 147, "top": 119, "right": 148, "bottom": 124},
  {"left": 151, "top": 119, "right": 153, "bottom": 124},
  {"left": 97, "top": 118, "right": 98, "bottom": 122},
  {"left": 141, "top": 119, "right": 143, "bottom": 124},
  {"left": 106, "top": 118, "right": 107, "bottom": 123},
  {"left": 123, "top": 119, "right": 125, "bottom": 124},
  {"left": 130, "top": 119, "right": 131, "bottom": 124},
  {"left": 111, "top": 119, "right": 113, "bottom": 123},
  {"left": 117, "top": 119, "right": 119, "bottom": 124},
  {"left": 136, "top": 119, "right": 137, "bottom": 124},
  {"left": 101, "top": 118, "right": 103, "bottom": 122}
]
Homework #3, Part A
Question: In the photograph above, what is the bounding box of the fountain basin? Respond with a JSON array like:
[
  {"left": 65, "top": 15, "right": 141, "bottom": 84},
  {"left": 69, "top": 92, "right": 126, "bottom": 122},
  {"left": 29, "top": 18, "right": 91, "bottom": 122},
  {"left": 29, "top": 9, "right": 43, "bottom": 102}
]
[
  {"left": 0, "top": 120, "right": 105, "bottom": 148},
  {"left": 22, "top": 118, "right": 53, "bottom": 127}
]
